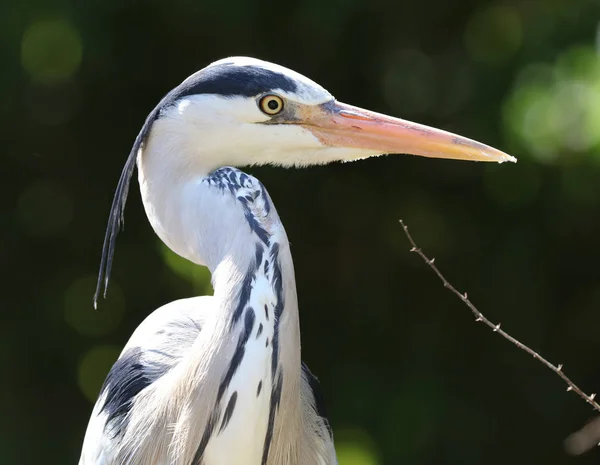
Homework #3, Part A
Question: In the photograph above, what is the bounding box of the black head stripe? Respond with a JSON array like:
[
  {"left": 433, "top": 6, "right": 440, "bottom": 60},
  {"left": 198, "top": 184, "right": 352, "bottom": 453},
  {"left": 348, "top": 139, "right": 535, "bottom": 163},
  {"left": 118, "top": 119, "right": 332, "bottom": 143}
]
[{"left": 171, "top": 64, "right": 299, "bottom": 100}]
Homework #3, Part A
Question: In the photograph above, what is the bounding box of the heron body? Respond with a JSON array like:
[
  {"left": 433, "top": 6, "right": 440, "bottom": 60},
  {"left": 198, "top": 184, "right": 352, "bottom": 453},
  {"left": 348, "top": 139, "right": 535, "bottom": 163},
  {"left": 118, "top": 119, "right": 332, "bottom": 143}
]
[{"left": 79, "top": 57, "right": 514, "bottom": 465}]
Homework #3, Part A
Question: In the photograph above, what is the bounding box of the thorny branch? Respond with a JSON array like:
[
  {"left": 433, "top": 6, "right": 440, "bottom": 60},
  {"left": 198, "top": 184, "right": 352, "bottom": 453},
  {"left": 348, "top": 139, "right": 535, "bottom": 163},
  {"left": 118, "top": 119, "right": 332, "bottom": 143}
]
[{"left": 399, "top": 219, "right": 600, "bottom": 455}]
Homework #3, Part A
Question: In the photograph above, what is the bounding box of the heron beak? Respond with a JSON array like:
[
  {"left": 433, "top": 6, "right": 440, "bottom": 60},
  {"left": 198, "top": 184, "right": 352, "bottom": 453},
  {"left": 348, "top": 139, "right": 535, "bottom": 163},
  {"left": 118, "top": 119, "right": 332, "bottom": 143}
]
[{"left": 300, "top": 101, "right": 516, "bottom": 163}]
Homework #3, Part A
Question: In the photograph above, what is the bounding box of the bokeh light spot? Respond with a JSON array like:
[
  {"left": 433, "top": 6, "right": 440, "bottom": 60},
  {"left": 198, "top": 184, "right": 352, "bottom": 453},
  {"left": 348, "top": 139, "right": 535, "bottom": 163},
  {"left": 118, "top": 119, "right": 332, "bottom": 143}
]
[
  {"left": 65, "top": 276, "right": 125, "bottom": 337},
  {"left": 21, "top": 18, "right": 83, "bottom": 84},
  {"left": 78, "top": 345, "right": 121, "bottom": 403},
  {"left": 158, "top": 242, "right": 213, "bottom": 295},
  {"left": 503, "top": 46, "right": 600, "bottom": 164},
  {"left": 16, "top": 180, "right": 74, "bottom": 238},
  {"left": 336, "top": 428, "right": 379, "bottom": 465},
  {"left": 465, "top": 4, "right": 522, "bottom": 65}
]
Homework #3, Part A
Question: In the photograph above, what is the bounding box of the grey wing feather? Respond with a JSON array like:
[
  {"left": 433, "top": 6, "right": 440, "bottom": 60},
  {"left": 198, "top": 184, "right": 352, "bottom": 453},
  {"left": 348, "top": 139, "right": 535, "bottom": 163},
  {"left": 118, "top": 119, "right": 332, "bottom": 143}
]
[{"left": 79, "top": 296, "right": 213, "bottom": 465}]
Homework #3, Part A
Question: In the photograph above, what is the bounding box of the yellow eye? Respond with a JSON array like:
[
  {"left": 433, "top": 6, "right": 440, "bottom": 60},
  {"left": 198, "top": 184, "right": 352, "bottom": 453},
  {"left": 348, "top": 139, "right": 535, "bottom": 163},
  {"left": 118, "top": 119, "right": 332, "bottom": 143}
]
[{"left": 259, "top": 94, "right": 284, "bottom": 115}]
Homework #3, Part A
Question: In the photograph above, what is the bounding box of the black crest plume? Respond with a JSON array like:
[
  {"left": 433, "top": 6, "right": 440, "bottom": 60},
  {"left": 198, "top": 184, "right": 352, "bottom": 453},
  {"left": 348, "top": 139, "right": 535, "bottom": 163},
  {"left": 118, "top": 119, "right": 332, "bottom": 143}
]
[{"left": 93, "top": 110, "right": 159, "bottom": 308}]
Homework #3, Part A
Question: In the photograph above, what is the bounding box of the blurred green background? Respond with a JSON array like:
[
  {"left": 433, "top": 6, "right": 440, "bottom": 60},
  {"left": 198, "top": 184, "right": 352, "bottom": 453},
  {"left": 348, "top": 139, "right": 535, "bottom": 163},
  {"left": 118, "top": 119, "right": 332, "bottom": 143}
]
[{"left": 4, "top": 0, "right": 600, "bottom": 463}]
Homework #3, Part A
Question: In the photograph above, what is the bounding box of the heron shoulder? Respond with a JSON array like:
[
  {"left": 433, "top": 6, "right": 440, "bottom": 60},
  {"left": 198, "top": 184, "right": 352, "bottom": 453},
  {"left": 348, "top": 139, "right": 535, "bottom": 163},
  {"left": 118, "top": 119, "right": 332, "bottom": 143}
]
[{"left": 123, "top": 296, "right": 212, "bottom": 351}]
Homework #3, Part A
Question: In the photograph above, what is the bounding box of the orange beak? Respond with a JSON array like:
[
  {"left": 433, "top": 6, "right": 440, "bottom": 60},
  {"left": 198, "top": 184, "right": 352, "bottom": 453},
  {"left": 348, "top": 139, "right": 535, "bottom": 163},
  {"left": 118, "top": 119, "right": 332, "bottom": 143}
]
[{"left": 300, "top": 101, "right": 516, "bottom": 163}]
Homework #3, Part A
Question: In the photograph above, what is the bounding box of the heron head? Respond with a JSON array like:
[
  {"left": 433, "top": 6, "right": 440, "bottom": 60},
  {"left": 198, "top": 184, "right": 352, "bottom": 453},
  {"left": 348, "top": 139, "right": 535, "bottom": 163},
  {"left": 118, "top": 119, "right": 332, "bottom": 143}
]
[{"left": 143, "top": 56, "right": 515, "bottom": 172}]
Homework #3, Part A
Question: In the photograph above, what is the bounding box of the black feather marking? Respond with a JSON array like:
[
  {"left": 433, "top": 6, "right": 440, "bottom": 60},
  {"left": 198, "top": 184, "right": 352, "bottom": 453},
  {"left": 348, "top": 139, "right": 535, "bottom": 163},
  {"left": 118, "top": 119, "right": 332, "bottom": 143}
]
[
  {"left": 100, "top": 347, "right": 169, "bottom": 437},
  {"left": 244, "top": 211, "right": 270, "bottom": 245},
  {"left": 219, "top": 391, "right": 238, "bottom": 433},
  {"left": 256, "top": 323, "right": 263, "bottom": 338},
  {"left": 264, "top": 303, "right": 269, "bottom": 321},
  {"left": 255, "top": 243, "right": 264, "bottom": 268},
  {"left": 270, "top": 330, "right": 279, "bottom": 380},
  {"left": 231, "top": 269, "right": 254, "bottom": 325},
  {"left": 228, "top": 170, "right": 237, "bottom": 184},
  {"left": 257, "top": 380, "right": 262, "bottom": 397},
  {"left": 270, "top": 243, "right": 284, "bottom": 320},
  {"left": 259, "top": 183, "right": 271, "bottom": 215},
  {"left": 217, "top": 308, "right": 256, "bottom": 402},
  {"left": 265, "top": 337, "right": 269, "bottom": 347},
  {"left": 261, "top": 371, "right": 283, "bottom": 465},
  {"left": 244, "top": 307, "right": 256, "bottom": 335},
  {"left": 231, "top": 244, "right": 264, "bottom": 325},
  {"left": 269, "top": 243, "right": 284, "bottom": 379},
  {"left": 302, "top": 362, "right": 333, "bottom": 438}
]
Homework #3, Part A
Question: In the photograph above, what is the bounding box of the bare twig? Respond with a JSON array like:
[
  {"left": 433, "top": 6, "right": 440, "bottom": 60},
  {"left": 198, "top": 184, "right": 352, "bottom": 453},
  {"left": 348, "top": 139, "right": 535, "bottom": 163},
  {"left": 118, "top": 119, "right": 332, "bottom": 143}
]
[{"left": 399, "top": 219, "right": 600, "bottom": 421}]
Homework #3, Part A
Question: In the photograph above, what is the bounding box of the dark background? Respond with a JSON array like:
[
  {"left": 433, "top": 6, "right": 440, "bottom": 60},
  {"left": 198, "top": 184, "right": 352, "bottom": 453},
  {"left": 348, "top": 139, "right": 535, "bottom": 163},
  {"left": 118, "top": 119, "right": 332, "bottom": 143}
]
[{"left": 4, "top": 0, "right": 600, "bottom": 463}]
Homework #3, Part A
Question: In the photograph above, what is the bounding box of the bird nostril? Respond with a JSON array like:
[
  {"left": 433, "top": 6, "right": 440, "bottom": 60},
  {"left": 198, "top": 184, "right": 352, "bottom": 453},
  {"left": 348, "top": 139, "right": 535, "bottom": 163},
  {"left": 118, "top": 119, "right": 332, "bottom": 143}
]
[{"left": 338, "top": 110, "right": 373, "bottom": 121}]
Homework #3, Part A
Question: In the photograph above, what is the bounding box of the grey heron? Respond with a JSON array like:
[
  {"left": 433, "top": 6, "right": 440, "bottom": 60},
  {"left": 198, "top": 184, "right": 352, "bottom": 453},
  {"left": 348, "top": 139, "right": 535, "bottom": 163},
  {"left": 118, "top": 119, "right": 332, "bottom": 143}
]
[{"left": 79, "top": 56, "right": 515, "bottom": 465}]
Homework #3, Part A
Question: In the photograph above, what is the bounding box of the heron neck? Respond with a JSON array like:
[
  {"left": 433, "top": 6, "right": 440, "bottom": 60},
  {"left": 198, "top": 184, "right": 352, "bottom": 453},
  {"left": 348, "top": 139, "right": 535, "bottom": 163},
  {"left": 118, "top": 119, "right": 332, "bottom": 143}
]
[{"left": 138, "top": 142, "right": 304, "bottom": 460}]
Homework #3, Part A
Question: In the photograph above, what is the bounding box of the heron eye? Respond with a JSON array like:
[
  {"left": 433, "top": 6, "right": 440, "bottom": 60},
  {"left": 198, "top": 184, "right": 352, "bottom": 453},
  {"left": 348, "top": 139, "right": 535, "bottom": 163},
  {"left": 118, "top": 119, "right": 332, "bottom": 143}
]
[{"left": 259, "top": 95, "right": 284, "bottom": 115}]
